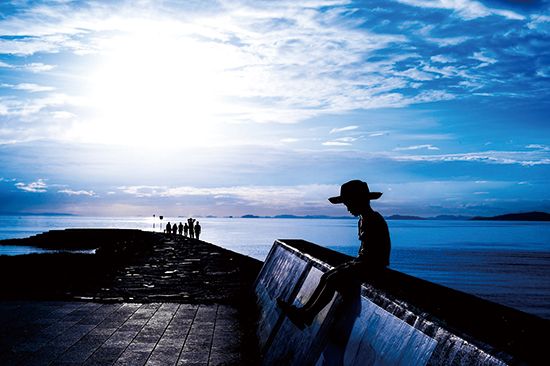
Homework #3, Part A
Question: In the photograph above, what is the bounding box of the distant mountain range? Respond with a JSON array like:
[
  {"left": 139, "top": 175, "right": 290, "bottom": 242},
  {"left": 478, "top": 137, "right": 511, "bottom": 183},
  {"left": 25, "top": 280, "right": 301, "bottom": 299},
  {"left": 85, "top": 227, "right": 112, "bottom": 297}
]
[
  {"left": 241, "top": 214, "right": 353, "bottom": 219},
  {"left": 1, "top": 211, "right": 548, "bottom": 222},
  {"left": 385, "top": 214, "right": 474, "bottom": 220},
  {"left": 242, "top": 212, "right": 550, "bottom": 221},
  {"left": 469, "top": 211, "right": 550, "bottom": 222}
]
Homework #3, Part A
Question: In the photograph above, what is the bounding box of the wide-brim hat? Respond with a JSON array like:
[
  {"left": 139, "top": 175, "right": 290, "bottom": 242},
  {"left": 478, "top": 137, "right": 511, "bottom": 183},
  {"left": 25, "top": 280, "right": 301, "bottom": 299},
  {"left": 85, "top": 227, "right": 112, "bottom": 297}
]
[{"left": 328, "top": 180, "right": 382, "bottom": 204}]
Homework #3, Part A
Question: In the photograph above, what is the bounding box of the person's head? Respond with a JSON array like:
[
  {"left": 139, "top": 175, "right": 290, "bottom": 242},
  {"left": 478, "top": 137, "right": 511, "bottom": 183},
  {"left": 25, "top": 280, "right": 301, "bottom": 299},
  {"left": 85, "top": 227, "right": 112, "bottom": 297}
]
[{"left": 328, "top": 180, "right": 382, "bottom": 216}]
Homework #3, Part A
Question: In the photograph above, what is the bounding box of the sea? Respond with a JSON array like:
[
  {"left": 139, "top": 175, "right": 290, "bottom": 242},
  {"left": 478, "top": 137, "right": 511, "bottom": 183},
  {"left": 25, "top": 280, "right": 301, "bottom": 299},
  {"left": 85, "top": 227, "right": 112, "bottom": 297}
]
[{"left": 1, "top": 215, "right": 549, "bottom": 320}]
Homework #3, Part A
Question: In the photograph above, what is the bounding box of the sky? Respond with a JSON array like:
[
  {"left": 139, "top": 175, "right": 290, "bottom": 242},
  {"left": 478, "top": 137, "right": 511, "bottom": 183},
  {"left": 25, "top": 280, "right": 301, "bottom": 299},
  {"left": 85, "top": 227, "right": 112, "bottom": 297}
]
[{"left": 0, "top": 0, "right": 549, "bottom": 218}]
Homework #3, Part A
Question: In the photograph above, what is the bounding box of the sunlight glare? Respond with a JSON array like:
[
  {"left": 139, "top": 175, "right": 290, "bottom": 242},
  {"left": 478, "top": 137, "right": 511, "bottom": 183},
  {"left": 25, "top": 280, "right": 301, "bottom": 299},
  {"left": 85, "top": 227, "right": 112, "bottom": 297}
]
[{"left": 80, "top": 30, "right": 240, "bottom": 147}]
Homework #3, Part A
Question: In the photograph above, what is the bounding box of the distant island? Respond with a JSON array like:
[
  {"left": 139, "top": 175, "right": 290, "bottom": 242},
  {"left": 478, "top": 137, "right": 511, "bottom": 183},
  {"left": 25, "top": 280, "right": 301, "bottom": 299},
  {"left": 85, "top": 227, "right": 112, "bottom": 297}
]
[
  {"left": 241, "top": 212, "right": 550, "bottom": 221},
  {"left": 469, "top": 211, "right": 550, "bottom": 222},
  {"left": 386, "top": 215, "right": 426, "bottom": 220},
  {"left": 241, "top": 214, "right": 353, "bottom": 219},
  {"left": 386, "top": 214, "right": 474, "bottom": 220}
]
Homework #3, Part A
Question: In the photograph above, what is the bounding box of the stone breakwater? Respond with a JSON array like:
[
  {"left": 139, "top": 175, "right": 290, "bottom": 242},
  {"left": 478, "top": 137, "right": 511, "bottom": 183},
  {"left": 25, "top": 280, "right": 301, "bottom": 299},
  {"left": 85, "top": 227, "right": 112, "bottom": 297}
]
[{"left": 0, "top": 229, "right": 263, "bottom": 305}]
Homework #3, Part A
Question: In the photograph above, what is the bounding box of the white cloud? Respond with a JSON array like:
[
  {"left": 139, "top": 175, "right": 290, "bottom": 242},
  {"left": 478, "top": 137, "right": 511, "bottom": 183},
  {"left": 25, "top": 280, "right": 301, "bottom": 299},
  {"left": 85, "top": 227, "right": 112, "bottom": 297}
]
[
  {"left": 323, "top": 141, "right": 352, "bottom": 146},
  {"left": 322, "top": 136, "right": 357, "bottom": 146},
  {"left": 425, "top": 36, "right": 471, "bottom": 47},
  {"left": 394, "top": 144, "right": 439, "bottom": 151},
  {"left": 392, "top": 0, "right": 524, "bottom": 20},
  {"left": 0, "top": 93, "right": 68, "bottom": 117},
  {"left": 422, "top": 64, "right": 467, "bottom": 79},
  {"left": 527, "top": 14, "right": 550, "bottom": 31},
  {"left": 0, "top": 61, "right": 54, "bottom": 73},
  {"left": 470, "top": 50, "right": 497, "bottom": 68},
  {"left": 397, "top": 67, "right": 435, "bottom": 81},
  {"left": 24, "top": 63, "right": 55, "bottom": 73},
  {"left": 0, "top": 36, "right": 66, "bottom": 56},
  {"left": 15, "top": 179, "right": 48, "bottom": 192},
  {"left": 52, "top": 111, "right": 75, "bottom": 118},
  {"left": 1, "top": 83, "right": 56, "bottom": 92},
  {"left": 430, "top": 55, "right": 457, "bottom": 63},
  {"left": 58, "top": 189, "right": 97, "bottom": 196},
  {"left": 391, "top": 150, "right": 550, "bottom": 166},
  {"left": 526, "top": 144, "right": 550, "bottom": 151},
  {"left": 330, "top": 126, "right": 358, "bottom": 133},
  {"left": 118, "top": 184, "right": 338, "bottom": 209}
]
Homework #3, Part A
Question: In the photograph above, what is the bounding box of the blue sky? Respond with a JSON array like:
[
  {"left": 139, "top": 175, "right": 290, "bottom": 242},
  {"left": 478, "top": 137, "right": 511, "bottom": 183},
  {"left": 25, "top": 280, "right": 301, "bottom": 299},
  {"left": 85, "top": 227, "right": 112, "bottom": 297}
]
[{"left": 0, "top": 0, "right": 549, "bottom": 217}]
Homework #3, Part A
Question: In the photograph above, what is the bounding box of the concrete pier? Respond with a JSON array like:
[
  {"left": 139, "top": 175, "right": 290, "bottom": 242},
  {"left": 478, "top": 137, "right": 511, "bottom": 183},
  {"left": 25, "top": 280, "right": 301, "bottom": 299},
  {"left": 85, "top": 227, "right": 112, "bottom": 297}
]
[
  {"left": 0, "top": 231, "right": 262, "bottom": 365},
  {"left": 254, "top": 239, "right": 549, "bottom": 366}
]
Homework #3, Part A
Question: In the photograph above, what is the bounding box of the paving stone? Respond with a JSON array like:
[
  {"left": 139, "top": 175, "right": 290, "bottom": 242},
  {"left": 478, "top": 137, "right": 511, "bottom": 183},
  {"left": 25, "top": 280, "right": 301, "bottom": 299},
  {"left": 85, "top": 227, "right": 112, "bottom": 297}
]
[
  {"left": 113, "top": 350, "right": 150, "bottom": 366},
  {"left": 145, "top": 346, "right": 181, "bottom": 366},
  {"left": 0, "top": 237, "right": 261, "bottom": 365},
  {"left": 82, "top": 346, "right": 125, "bottom": 366}
]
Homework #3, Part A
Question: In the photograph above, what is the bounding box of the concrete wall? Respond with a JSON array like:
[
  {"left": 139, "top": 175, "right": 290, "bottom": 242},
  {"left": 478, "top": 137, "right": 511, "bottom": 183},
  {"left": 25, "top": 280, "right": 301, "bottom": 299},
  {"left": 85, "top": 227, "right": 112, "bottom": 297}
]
[{"left": 253, "top": 240, "right": 547, "bottom": 366}]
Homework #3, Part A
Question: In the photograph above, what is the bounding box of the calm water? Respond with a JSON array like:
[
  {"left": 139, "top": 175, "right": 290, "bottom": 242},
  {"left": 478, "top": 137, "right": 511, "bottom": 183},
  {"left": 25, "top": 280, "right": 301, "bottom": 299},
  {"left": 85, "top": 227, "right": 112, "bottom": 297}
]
[{"left": 1, "top": 215, "right": 549, "bottom": 320}]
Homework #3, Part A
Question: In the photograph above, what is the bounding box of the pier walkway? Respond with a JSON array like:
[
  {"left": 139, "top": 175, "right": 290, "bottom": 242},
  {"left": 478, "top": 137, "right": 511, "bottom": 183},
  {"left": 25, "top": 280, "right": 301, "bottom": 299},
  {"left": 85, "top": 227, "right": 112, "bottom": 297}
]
[
  {"left": 0, "top": 233, "right": 263, "bottom": 365},
  {"left": 0, "top": 301, "right": 248, "bottom": 366}
]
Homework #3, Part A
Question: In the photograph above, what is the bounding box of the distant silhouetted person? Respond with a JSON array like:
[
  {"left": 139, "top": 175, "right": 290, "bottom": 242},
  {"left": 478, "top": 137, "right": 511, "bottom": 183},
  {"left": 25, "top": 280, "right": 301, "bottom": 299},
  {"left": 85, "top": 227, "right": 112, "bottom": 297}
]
[
  {"left": 277, "top": 180, "right": 391, "bottom": 330},
  {"left": 178, "top": 222, "right": 184, "bottom": 236},
  {"left": 184, "top": 223, "right": 189, "bottom": 237},
  {"left": 188, "top": 218, "right": 196, "bottom": 239},
  {"left": 173, "top": 223, "right": 178, "bottom": 238},
  {"left": 195, "top": 221, "right": 201, "bottom": 240},
  {"left": 166, "top": 222, "right": 172, "bottom": 237}
]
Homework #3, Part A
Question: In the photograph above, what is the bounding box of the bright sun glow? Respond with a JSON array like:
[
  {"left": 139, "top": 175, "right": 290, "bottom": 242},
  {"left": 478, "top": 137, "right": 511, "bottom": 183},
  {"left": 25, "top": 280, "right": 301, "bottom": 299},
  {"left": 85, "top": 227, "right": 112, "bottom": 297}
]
[{"left": 75, "top": 27, "right": 245, "bottom": 147}]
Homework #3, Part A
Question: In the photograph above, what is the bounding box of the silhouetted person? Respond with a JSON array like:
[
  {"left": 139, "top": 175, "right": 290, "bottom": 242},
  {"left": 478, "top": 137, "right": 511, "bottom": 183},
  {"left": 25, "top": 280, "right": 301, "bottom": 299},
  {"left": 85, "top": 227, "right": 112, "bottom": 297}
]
[
  {"left": 178, "top": 222, "right": 184, "bottom": 236},
  {"left": 173, "top": 223, "right": 178, "bottom": 238},
  {"left": 188, "top": 218, "right": 196, "bottom": 239},
  {"left": 184, "top": 223, "right": 189, "bottom": 237},
  {"left": 166, "top": 222, "right": 172, "bottom": 237},
  {"left": 195, "top": 221, "right": 201, "bottom": 240},
  {"left": 277, "top": 180, "right": 391, "bottom": 330}
]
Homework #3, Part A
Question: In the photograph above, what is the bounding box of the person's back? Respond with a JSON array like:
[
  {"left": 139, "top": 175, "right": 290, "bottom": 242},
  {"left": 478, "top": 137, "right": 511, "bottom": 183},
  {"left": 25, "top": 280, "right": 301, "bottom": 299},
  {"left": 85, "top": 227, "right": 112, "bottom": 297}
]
[
  {"left": 188, "top": 218, "right": 195, "bottom": 238},
  {"left": 357, "top": 210, "right": 391, "bottom": 269},
  {"left": 195, "top": 222, "right": 201, "bottom": 240}
]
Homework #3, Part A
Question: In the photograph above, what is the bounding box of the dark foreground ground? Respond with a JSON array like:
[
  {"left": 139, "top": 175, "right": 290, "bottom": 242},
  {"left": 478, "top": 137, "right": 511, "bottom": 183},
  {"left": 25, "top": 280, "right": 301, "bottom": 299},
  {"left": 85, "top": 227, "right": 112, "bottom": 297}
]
[
  {"left": 0, "top": 229, "right": 263, "bottom": 305},
  {"left": 0, "top": 230, "right": 264, "bottom": 365}
]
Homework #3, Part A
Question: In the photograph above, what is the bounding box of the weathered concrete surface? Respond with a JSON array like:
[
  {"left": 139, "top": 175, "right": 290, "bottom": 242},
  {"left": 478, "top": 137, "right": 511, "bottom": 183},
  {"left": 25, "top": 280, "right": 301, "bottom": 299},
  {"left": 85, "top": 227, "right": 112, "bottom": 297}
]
[
  {"left": 254, "top": 239, "right": 549, "bottom": 366},
  {"left": 0, "top": 301, "right": 256, "bottom": 366}
]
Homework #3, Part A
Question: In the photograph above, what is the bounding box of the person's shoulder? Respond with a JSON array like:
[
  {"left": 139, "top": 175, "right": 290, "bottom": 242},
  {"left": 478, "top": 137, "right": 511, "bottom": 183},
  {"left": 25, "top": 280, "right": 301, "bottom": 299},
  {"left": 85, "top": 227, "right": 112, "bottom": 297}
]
[
  {"left": 368, "top": 211, "right": 387, "bottom": 224},
  {"left": 364, "top": 210, "right": 383, "bottom": 218}
]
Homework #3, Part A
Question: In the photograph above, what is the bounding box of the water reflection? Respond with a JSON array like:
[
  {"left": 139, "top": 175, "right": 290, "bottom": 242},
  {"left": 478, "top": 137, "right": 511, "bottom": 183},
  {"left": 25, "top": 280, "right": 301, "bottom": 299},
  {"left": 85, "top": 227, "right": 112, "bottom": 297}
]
[{"left": 0, "top": 245, "right": 96, "bottom": 256}]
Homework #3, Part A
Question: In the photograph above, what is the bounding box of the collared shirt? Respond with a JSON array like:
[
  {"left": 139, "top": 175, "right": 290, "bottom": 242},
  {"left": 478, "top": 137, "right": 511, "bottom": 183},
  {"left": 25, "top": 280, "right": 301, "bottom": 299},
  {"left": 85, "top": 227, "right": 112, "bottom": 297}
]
[{"left": 356, "top": 211, "right": 391, "bottom": 268}]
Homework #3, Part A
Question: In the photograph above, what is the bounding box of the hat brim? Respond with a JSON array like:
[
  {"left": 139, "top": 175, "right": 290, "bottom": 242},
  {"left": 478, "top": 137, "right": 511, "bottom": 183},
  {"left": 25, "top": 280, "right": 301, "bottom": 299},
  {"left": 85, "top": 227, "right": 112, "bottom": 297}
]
[{"left": 328, "top": 192, "right": 382, "bottom": 204}]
